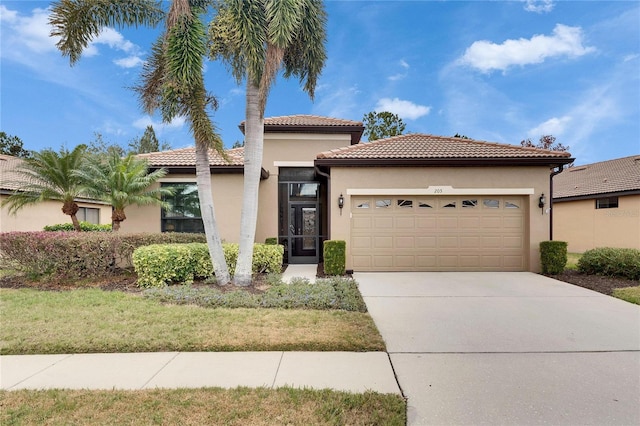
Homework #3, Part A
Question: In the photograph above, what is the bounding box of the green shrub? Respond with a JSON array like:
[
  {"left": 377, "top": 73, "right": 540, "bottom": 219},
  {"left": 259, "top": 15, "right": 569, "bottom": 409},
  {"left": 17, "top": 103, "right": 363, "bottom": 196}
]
[
  {"left": 0, "top": 232, "right": 206, "bottom": 280},
  {"left": 323, "top": 240, "right": 346, "bottom": 276},
  {"left": 133, "top": 243, "right": 284, "bottom": 287},
  {"left": 539, "top": 241, "right": 568, "bottom": 274},
  {"left": 43, "top": 222, "right": 112, "bottom": 232},
  {"left": 578, "top": 247, "right": 640, "bottom": 281},
  {"left": 264, "top": 237, "right": 278, "bottom": 245},
  {"left": 143, "top": 277, "right": 367, "bottom": 312}
]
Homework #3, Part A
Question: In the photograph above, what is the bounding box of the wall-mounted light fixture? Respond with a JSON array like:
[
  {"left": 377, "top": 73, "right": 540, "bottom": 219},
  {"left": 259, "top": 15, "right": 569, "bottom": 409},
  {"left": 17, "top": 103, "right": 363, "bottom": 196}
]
[
  {"left": 538, "top": 193, "right": 546, "bottom": 213},
  {"left": 338, "top": 193, "right": 344, "bottom": 215}
]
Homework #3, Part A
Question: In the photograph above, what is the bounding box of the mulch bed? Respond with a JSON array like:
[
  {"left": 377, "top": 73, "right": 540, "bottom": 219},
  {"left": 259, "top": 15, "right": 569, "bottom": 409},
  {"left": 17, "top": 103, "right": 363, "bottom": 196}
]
[{"left": 0, "top": 266, "right": 636, "bottom": 295}]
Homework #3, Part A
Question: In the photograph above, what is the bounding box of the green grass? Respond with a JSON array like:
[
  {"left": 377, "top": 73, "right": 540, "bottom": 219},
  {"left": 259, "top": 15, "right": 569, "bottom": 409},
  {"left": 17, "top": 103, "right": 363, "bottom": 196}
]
[
  {"left": 0, "top": 289, "right": 385, "bottom": 355},
  {"left": 0, "top": 387, "right": 407, "bottom": 425},
  {"left": 565, "top": 252, "right": 582, "bottom": 270},
  {"left": 612, "top": 286, "right": 640, "bottom": 305}
]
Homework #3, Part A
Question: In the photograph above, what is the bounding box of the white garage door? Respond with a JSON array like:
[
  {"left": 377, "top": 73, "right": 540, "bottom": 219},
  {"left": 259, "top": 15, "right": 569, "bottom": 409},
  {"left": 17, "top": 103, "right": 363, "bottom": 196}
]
[{"left": 351, "top": 195, "right": 527, "bottom": 271}]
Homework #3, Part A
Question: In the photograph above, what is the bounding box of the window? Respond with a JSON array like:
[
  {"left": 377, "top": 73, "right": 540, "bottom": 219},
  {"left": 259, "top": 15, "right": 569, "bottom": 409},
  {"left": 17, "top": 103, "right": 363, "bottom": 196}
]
[
  {"left": 161, "top": 183, "right": 204, "bottom": 233},
  {"left": 397, "top": 199, "right": 413, "bottom": 208},
  {"left": 483, "top": 199, "right": 499, "bottom": 209},
  {"left": 442, "top": 200, "right": 456, "bottom": 208},
  {"left": 418, "top": 201, "right": 433, "bottom": 208},
  {"left": 596, "top": 197, "right": 619, "bottom": 209},
  {"left": 78, "top": 207, "right": 100, "bottom": 224},
  {"left": 376, "top": 199, "right": 391, "bottom": 208},
  {"left": 505, "top": 201, "right": 520, "bottom": 209},
  {"left": 356, "top": 201, "right": 370, "bottom": 209},
  {"left": 462, "top": 199, "right": 478, "bottom": 208}
]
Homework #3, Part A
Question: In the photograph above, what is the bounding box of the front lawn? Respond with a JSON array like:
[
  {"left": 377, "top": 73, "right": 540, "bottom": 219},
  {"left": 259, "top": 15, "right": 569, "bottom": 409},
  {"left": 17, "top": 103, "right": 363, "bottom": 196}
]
[
  {"left": 612, "top": 286, "right": 640, "bottom": 305},
  {"left": 0, "top": 387, "right": 407, "bottom": 425},
  {"left": 0, "top": 288, "right": 385, "bottom": 355}
]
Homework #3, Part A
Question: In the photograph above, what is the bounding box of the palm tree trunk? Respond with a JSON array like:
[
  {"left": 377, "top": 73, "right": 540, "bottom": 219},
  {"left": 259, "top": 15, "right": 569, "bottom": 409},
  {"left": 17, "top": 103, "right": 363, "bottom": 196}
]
[
  {"left": 70, "top": 214, "right": 81, "bottom": 232},
  {"left": 195, "top": 141, "right": 231, "bottom": 285},
  {"left": 234, "top": 81, "right": 264, "bottom": 286}
]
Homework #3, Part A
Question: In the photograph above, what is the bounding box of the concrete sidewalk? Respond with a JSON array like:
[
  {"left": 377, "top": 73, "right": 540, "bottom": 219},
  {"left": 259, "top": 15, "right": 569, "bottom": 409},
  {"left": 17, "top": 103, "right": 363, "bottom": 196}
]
[{"left": 0, "top": 351, "right": 401, "bottom": 394}]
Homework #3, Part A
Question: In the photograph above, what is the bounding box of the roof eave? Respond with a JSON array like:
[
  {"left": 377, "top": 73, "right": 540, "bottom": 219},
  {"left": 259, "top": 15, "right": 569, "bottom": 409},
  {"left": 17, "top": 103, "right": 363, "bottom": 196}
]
[
  {"left": 151, "top": 165, "right": 269, "bottom": 179},
  {"left": 314, "top": 157, "right": 575, "bottom": 167},
  {"left": 239, "top": 124, "right": 364, "bottom": 145},
  {"left": 553, "top": 189, "right": 640, "bottom": 202}
]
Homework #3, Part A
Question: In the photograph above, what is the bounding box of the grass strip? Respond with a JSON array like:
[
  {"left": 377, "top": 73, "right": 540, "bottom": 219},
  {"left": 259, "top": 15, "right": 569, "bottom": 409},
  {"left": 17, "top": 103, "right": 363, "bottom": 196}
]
[
  {"left": 0, "top": 289, "right": 385, "bottom": 355},
  {"left": 0, "top": 387, "right": 406, "bottom": 425},
  {"left": 612, "top": 286, "right": 640, "bottom": 305}
]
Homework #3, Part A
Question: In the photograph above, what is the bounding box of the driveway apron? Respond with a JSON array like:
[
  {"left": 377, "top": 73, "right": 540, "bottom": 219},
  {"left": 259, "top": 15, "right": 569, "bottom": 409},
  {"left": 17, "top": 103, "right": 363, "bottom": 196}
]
[{"left": 355, "top": 272, "right": 640, "bottom": 425}]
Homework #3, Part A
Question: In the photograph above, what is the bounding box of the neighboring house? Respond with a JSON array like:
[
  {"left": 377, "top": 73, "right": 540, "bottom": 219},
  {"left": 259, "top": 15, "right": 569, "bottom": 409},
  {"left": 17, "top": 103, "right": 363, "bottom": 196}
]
[
  {"left": 552, "top": 155, "right": 640, "bottom": 252},
  {"left": 123, "top": 115, "right": 573, "bottom": 272},
  {"left": 0, "top": 154, "right": 112, "bottom": 232}
]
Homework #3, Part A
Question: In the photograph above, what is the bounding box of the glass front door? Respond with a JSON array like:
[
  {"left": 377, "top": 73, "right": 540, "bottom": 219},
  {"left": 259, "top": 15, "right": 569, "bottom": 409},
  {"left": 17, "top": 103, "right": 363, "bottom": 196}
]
[{"left": 289, "top": 204, "right": 318, "bottom": 261}]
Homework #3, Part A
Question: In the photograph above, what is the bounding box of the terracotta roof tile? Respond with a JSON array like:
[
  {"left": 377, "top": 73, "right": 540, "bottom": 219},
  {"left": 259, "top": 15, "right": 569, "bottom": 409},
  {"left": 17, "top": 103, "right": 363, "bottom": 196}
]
[
  {"left": 136, "top": 147, "right": 243, "bottom": 167},
  {"left": 262, "top": 114, "right": 363, "bottom": 127},
  {"left": 553, "top": 155, "right": 640, "bottom": 198},
  {"left": 316, "top": 133, "right": 573, "bottom": 160}
]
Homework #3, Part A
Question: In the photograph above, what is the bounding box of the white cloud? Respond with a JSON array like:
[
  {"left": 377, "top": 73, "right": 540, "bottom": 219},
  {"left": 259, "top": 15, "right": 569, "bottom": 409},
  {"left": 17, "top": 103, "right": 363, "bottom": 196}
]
[
  {"left": 375, "top": 98, "right": 431, "bottom": 120},
  {"left": 133, "top": 115, "right": 187, "bottom": 131},
  {"left": 459, "top": 24, "right": 596, "bottom": 73},
  {"left": 114, "top": 56, "right": 145, "bottom": 68},
  {"left": 524, "top": 0, "right": 555, "bottom": 14},
  {"left": 388, "top": 59, "right": 410, "bottom": 81},
  {"left": 0, "top": 5, "right": 18, "bottom": 22},
  {"left": 91, "top": 27, "right": 136, "bottom": 53},
  {"left": 0, "top": 6, "right": 58, "bottom": 54},
  {"left": 623, "top": 53, "right": 639, "bottom": 62},
  {"left": 528, "top": 116, "right": 572, "bottom": 137},
  {"left": 313, "top": 85, "right": 361, "bottom": 119}
]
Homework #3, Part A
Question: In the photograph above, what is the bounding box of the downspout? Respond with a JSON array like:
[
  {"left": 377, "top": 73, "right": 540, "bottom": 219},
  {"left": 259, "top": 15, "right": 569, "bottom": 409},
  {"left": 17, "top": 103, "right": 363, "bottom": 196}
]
[{"left": 549, "top": 165, "right": 565, "bottom": 240}]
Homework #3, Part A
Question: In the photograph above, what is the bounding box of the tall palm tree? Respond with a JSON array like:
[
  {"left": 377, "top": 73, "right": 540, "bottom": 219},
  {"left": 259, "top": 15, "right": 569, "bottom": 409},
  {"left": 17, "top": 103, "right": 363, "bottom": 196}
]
[
  {"left": 77, "top": 152, "right": 172, "bottom": 231},
  {"left": 1, "top": 146, "right": 88, "bottom": 231},
  {"left": 209, "top": 0, "right": 327, "bottom": 286},
  {"left": 49, "top": 0, "right": 232, "bottom": 283}
]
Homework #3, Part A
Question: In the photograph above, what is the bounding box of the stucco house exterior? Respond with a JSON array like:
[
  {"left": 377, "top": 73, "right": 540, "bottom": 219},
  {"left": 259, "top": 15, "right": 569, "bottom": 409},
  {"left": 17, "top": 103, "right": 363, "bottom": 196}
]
[
  {"left": 0, "top": 154, "right": 112, "bottom": 232},
  {"left": 123, "top": 115, "right": 573, "bottom": 272},
  {"left": 552, "top": 155, "right": 640, "bottom": 252}
]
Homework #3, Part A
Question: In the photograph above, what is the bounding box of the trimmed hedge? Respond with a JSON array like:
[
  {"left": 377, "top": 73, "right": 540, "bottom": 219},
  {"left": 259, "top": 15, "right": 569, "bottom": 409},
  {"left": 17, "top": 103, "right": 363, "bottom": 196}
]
[
  {"left": 540, "top": 241, "right": 568, "bottom": 275},
  {"left": 0, "top": 232, "right": 206, "bottom": 279},
  {"left": 323, "top": 240, "right": 346, "bottom": 276},
  {"left": 132, "top": 243, "right": 284, "bottom": 287},
  {"left": 143, "top": 276, "right": 367, "bottom": 312},
  {"left": 578, "top": 247, "right": 640, "bottom": 281},
  {"left": 43, "top": 222, "right": 113, "bottom": 232},
  {"left": 264, "top": 237, "right": 278, "bottom": 245}
]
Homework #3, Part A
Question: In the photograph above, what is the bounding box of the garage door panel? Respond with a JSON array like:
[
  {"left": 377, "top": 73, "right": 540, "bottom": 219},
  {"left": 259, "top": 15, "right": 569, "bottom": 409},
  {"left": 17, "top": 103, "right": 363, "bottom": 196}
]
[
  {"left": 351, "top": 195, "right": 526, "bottom": 272},
  {"left": 396, "top": 236, "right": 415, "bottom": 249}
]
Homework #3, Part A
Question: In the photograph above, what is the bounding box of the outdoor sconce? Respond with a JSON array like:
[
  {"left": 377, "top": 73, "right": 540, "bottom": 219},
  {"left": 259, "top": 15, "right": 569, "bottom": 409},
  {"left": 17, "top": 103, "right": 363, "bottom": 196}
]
[
  {"left": 538, "top": 193, "right": 546, "bottom": 213},
  {"left": 338, "top": 193, "right": 344, "bottom": 215}
]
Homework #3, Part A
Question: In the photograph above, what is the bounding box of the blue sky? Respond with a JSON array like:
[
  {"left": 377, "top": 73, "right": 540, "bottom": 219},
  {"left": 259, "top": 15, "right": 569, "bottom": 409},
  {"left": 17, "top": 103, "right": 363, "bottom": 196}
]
[{"left": 1, "top": 1, "right": 638, "bottom": 166}]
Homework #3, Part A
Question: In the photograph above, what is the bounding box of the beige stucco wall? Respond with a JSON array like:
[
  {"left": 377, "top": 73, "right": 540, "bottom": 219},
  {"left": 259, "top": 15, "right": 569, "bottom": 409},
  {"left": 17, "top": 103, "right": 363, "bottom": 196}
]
[
  {"left": 120, "top": 174, "right": 244, "bottom": 243},
  {"left": 328, "top": 166, "right": 552, "bottom": 272},
  {"left": 255, "top": 132, "right": 353, "bottom": 243},
  {"left": 553, "top": 195, "right": 640, "bottom": 252},
  {"left": 0, "top": 195, "right": 111, "bottom": 232}
]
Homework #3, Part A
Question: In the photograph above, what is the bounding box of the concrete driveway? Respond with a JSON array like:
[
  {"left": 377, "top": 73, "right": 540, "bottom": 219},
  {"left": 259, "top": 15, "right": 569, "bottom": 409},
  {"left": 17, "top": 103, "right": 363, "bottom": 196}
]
[{"left": 355, "top": 272, "right": 640, "bottom": 425}]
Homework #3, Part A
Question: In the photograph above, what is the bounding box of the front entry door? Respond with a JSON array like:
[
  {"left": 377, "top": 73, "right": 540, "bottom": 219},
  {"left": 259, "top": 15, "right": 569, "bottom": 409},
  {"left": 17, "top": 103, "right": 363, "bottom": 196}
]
[{"left": 288, "top": 203, "right": 318, "bottom": 263}]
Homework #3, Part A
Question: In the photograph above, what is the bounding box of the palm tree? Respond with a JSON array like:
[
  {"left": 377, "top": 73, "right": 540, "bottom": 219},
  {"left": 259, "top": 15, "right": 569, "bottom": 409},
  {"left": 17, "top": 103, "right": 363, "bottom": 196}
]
[
  {"left": 49, "top": 0, "right": 232, "bottom": 283},
  {"left": 1, "top": 146, "right": 88, "bottom": 231},
  {"left": 77, "top": 152, "right": 172, "bottom": 231},
  {"left": 209, "top": 0, "right": 327, "bottom": 286}
]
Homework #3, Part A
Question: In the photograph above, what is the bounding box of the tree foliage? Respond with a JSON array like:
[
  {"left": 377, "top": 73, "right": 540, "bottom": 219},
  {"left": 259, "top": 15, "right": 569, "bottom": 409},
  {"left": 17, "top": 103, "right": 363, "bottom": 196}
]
[
  {"left": 362, "top": 111, "right": 406, "bottom": 141},
  {"left": 1, "top": 145, "right": 87, "bottom": 231},
  {"left": 128, "top": 125, "right": 171, "bottom": 153},
  {"left": 75, "top": 151, "right": 172, "bottom": 231},
  {"left": 520, "top": 135, "right": 569, "bottom": 152},
  {"left": 0, "top": 132, "right": 32, "bottom": 158},
  {"left": 85, "top": 132, "right": 126, "bottom": 157}
]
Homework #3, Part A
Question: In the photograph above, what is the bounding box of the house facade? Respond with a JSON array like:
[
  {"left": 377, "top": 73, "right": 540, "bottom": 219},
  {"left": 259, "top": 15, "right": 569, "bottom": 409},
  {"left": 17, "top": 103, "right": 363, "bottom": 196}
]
[
  {"left": 123, "top": 115, "right": 573, "bottom": 272},
  {"left": 552, "top": 155, "right": 640, "bottom": 252},
  {"left": 0, "top": 154, "right": 112, "bottom": 232}
]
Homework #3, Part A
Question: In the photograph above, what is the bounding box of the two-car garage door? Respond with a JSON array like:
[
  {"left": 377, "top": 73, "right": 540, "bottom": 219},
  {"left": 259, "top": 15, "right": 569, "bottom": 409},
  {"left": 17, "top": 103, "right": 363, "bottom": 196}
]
[{"left": 350, "top": 195, "right": 527, "bottom": 271}]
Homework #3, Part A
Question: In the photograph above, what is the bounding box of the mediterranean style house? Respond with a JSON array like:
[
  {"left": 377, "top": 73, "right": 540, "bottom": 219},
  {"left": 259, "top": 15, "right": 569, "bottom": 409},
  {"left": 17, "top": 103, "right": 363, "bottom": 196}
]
[
  {"left": 553, "top": 155, "right": 640, "bottom": 252},
  {"left": 0, "top": 154, "right": 111, "bottom": 232},
  {"left": 123, "top": 115, "right": 574, "bottom": 273}
]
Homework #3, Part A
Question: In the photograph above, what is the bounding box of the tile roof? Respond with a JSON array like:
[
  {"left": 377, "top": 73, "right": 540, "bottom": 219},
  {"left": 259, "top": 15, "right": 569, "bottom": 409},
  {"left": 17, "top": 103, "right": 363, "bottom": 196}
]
[
  {"left": 0, "top": 154, "right": 25, "bottom": 191},
  {"left": 553, "top": 155, "right": 640, "bottom": 199},
  {"left": 136, "top": 147, "right": 243, "bottom": 167},
  {"left": 316, "top": 133, "right": 573, "bottom": 160},
  {"left": 262, "top": 114, "right": 363, "bottom": 127}
]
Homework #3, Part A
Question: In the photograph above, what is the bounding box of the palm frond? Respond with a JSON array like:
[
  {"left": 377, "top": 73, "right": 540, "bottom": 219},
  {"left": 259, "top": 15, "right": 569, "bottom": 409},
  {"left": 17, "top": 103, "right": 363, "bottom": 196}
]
[{"left": 49, "top": 0, "right": 165, "bottom": 64}]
